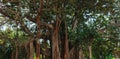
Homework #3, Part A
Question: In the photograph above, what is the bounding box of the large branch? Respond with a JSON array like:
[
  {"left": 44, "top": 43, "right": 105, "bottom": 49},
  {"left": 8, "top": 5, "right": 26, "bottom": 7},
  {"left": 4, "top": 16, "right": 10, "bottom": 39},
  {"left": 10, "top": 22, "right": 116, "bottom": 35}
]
[
  {"left": 0, "top": 2, "right": 53, "bottom": 36},
  {"left": 19, "top": 20, "right": 34, "bottom": 36},
  {"left": 0, "top": 2, "right": 34, "bottom": 36}
]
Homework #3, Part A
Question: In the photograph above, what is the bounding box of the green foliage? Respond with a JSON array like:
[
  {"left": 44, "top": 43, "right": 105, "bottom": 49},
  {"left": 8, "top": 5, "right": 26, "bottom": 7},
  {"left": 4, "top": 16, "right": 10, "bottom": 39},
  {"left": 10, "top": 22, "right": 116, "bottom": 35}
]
[{"left": 0, "top": 0, "right": 120, "bottom": 59}]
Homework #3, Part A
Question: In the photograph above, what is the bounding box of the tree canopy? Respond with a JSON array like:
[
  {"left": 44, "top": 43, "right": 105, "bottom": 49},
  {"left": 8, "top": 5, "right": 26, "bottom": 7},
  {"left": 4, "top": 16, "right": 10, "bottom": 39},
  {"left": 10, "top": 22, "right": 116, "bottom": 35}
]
[{"left": 0, "top": 0, "right": 120, "bottom": 59}]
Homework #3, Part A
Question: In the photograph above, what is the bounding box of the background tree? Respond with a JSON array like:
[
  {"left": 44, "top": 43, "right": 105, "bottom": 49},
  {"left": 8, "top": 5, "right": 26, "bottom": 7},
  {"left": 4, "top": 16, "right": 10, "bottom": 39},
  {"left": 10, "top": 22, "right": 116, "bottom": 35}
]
[{"left": 0, "top": 0, "right": 120, "bottom": 59}]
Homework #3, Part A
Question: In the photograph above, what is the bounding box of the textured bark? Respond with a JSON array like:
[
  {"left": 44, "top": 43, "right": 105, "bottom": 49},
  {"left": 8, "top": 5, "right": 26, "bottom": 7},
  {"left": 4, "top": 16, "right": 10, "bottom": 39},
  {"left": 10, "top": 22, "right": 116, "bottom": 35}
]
[
  {"left": 61, "top": 21, "right": 69, "bottom": 59},
  {"left": 36, "top": 41, "right": 40, "bottom": 59},
  {"left": 63, "top": 38, "right": 69, "bottom": 59},
  {"left": 29, "top": 41, "right": 34, "bottom": 59},
  {"left": 51, "top": 36, "right": 61, "bottom": 59},
  {"left": 51, "top": 19, "right": 61, "bottom": 59}
]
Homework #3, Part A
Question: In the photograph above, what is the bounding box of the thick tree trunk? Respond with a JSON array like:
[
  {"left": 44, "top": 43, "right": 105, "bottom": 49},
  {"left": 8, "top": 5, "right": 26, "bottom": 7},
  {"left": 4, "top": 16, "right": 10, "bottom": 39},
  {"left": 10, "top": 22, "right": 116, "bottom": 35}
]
[
  {"left": 51, "top": 19, "right": 61, "bottom": 59},
  {"left": 63, "top": 35, "right": 69, "bottom": 59},
  {"left": 36, "top": 40, "right": 40, "bottom": 59},
  {"left": 61, "top": 21, "right": 69, "bottom": 59},
  {"left": 29, "top": 41, "right": 34, "bottom": 59},
  {"left": 51, "top": 32, "right": 61, "bottom": 59},
  {"left": 88, "top": 46, "right": 92, "bottom": 59},
  {"left": 52, "top": 39, "right": 61, "bottom": 59}
]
